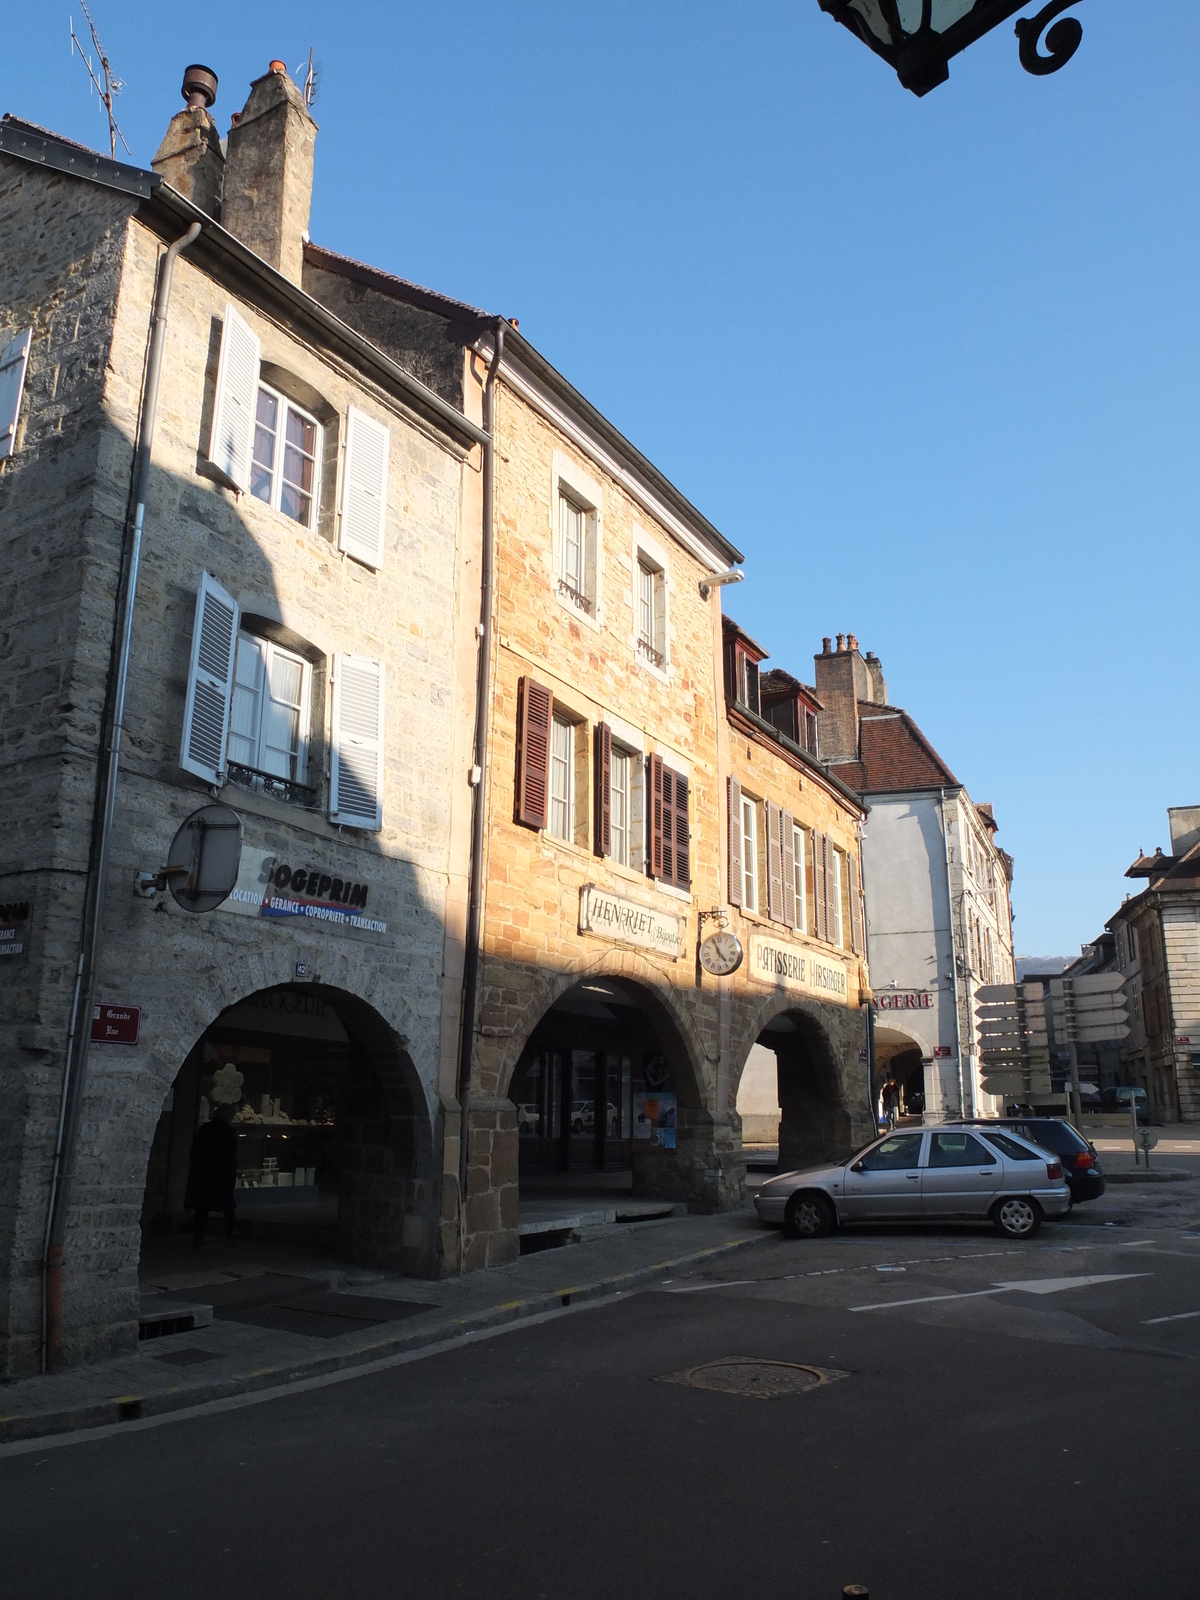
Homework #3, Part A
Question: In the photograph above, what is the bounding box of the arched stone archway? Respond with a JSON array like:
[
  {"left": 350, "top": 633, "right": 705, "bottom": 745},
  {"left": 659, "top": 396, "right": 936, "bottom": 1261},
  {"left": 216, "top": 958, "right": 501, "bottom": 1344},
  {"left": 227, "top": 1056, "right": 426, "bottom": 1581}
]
[
  {"left": 460, "top": 953, "right": 734, "bottom": 1272},
  {"left": 139, "top": 981, "right": 435, "bottom": 1279},
  {"left": 729, "top": 993, "right": 872, "bottom": 1172}
]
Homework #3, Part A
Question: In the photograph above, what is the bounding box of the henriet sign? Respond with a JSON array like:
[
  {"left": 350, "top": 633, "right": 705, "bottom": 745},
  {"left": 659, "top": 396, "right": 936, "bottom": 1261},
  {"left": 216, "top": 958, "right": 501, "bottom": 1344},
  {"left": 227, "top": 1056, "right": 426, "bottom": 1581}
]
[{"left": 578, "top": 885, "right": 685, "bottom": 960}]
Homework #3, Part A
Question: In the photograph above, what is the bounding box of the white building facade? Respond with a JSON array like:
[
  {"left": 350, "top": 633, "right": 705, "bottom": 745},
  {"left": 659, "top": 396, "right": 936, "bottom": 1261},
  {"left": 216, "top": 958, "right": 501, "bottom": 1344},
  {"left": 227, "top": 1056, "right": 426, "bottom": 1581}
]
[{"left": 812, "top": 636, "right": 1015, "bottom": 1120}]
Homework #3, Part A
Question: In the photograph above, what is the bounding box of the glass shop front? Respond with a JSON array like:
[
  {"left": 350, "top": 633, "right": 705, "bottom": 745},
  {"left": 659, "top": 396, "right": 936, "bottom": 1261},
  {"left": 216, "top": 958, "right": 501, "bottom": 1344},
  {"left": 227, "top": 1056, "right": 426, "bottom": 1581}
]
[{"left": 509, "top": 979, "right": 678, "bottom": 1180}]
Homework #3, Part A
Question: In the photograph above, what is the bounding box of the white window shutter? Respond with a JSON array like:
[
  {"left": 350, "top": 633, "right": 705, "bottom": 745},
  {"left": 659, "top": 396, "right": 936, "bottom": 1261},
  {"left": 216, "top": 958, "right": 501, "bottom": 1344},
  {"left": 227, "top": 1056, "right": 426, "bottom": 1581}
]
[
  {"left": 331, "top": 653, "right": 385, "bottom": 830},
  {"left": 0, "top": 327, "right": 33, "bottom": 460},
  {"left": 339, "top": 406, "right": 389, "bottom": 569},
  {"left": 207, "top": 303, "right": 260, "bottom": 490},
  {"left": 180, "top": 572, "right": 239, "bottom": 783}
]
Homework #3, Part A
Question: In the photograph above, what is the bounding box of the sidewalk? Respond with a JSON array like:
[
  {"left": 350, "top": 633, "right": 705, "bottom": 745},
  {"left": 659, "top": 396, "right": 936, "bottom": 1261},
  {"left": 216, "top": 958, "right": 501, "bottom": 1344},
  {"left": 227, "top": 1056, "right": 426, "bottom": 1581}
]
[{"left": 0, "top": 1208, "right": 768, "bottom": 1445}]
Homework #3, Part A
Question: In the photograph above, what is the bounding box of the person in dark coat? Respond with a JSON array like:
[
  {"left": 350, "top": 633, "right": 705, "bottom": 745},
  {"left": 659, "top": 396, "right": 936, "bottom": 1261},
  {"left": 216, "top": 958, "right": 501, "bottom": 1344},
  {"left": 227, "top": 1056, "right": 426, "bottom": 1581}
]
[{"left": 186, "top": 1102, "right": 238, "bottom": 1245}]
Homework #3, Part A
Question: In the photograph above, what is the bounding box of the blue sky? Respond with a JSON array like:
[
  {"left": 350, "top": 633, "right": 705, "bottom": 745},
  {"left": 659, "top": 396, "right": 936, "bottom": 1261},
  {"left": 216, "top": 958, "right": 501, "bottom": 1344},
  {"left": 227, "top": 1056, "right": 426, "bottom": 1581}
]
[{"left": 5, "top": 2, "right": 1197, "bottom": 957}]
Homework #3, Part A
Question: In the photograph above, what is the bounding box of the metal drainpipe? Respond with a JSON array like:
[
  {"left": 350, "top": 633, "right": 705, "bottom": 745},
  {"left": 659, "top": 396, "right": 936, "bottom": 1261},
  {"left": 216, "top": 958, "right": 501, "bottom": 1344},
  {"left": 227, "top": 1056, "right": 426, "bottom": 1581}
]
[
  {"left": 455, "top": 321, "right": 505, "bottom": 1258},
  {"left": 41, "top": 220, "right": 202, "bottom": 1372},
  {"left": 938, "top": 787, "right": 968, "bottom": 1119}
]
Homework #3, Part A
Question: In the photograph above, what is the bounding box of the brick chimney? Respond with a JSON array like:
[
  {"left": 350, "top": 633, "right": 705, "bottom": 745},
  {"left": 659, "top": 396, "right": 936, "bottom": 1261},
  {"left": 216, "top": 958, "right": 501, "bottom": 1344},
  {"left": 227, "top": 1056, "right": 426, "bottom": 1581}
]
[
  {"left": 152, "top": 65, "right": 224, "bottom": 217},
  {"left": 813, "top": 633, "right": 873, "bottom": 763},
  {"left": 222, "top": 61, "right": 317, "bottom": 284},
  {"left": 864, "top": 650, "right": 887, "bottom": 706}
]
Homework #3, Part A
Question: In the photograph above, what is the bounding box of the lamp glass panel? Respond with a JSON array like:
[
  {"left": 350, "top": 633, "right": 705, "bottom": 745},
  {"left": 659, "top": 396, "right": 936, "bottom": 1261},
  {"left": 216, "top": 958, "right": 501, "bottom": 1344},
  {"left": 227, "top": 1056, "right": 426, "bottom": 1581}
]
[
  {"left": 931, "top": 0, "right": 980, "bottom": 29},
  {"left": 846, "top": 0, "right": 895, "bottom": 45}
]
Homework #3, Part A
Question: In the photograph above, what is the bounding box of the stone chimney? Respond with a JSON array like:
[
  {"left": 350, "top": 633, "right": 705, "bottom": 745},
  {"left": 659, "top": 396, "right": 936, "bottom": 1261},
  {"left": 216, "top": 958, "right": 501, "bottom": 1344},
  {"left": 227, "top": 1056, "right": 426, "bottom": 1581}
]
[
  {"left": 152, "top": 65, "right": 224, "bottom": 217},
  {"left": 813, "top": 633, "right": 873, "bottom": 763},
  {"left": 222, "top": 61, "right": 317, "bottom": 285},
  {"left": 864, "top": 650, "right": 887, "bottom": 706}
]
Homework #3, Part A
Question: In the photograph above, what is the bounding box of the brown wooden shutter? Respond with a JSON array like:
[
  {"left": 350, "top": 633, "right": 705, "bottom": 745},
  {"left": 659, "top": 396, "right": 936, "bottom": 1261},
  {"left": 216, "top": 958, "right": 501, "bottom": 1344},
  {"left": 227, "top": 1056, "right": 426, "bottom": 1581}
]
[
  {"left": 649, "top": 753, "right": 665, "bottom": 879},
  {"left": 727, "top": 775, "right": 743, "bottom": 906},
  {"left": 781, "top": 808, "right": 796, "bottom": 930},
  {"left": 766, "top": 800, "right": 783, "bottom": 922},
  {"left": 672, "top": 770, "right": 690, "bottom": 888},
  {"left": 848, "top": 851, "right": 863, "bottom": 955},
  {"left": 594, "top": 722, "right": 612, "bottom": 857},
  {"left": 813, "top": 829, "right": 827, "bottom": 942},
  {"left": 515, "top": 676, "right": 552, "bottom": 829}
]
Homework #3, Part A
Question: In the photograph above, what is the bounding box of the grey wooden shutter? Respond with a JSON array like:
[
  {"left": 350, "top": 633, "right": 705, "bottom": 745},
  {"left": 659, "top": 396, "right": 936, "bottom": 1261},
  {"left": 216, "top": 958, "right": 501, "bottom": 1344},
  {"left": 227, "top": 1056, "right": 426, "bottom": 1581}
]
[
  {"left": 781, "top": 808, "right": 796, "bottom": 929},
  {"left": 339, "top": 405, "right": 390, "bottom": 569},
  {"left": 649, "top": 754, "right": 666, "bottom": 879},
  {"left": 594, "top": 722, "right": 612, "bottom": 857},
  {"left": 849, "top": 851, "right": 864, "bottom": 955},
  {"left": 180, "top": 571, "right": 239, "bottom": 784},
  {"left": 813, "top": 829, "right": 827, "bottom": 942},
  {"left": 727, "top": 775, "right": 743, "bottom": 907},
  {"left": 516, "top": 677, "right": 552, "bottom": 829},
  {"left": 672, "top": 770, "right": 691, "bottom": 889},
  {"left": 207, "top": 303, "right": 260, "bottom": 490},
  {"left": 766, "top": 800, "right": 784, "bottom": 922},
  {"left": 330, "top": 654, "right": 385, "bottom": 829},
  {"left": 0, "top": 327, "right": 33, "bottom": 460}
]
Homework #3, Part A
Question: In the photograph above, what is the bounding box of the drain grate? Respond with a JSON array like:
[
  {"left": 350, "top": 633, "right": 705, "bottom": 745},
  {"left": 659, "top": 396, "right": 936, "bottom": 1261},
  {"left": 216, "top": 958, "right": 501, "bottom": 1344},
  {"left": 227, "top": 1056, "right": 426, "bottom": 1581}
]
[{"left": 656, "top": 1357, "right": 850, "bottom": 1399}]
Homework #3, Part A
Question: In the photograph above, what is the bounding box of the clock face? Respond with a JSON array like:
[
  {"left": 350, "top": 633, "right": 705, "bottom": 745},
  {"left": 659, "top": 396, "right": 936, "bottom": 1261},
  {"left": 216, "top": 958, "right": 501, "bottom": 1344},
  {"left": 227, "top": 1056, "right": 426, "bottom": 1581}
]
[{"left": 699, "top": 930, "right": 744, "bottom": 977}]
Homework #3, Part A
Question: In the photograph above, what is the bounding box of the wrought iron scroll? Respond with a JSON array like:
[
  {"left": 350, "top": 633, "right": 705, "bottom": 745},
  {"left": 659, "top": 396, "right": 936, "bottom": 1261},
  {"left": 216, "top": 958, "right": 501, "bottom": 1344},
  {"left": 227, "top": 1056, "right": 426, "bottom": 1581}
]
[{"left": 1014, "top": 0, "right": 1085, "bottom": 76}]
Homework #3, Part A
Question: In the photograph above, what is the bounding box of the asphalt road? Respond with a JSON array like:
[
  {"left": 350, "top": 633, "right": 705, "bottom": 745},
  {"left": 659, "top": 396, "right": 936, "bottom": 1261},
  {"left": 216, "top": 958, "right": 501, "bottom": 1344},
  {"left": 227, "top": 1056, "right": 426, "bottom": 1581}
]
[{"left": 5, "top": 1206, "right": 1200, "bottom": 1600}]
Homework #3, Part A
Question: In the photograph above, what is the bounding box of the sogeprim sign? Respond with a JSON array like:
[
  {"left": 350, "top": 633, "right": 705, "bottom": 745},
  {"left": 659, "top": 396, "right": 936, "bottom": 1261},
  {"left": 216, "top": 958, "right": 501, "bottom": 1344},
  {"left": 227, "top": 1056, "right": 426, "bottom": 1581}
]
[
  {"left": 223, "top": 848, "right": 388, "bottom": 934},
  {"left": 748, "top": 935, "right": 848, "bottom": 1001}
]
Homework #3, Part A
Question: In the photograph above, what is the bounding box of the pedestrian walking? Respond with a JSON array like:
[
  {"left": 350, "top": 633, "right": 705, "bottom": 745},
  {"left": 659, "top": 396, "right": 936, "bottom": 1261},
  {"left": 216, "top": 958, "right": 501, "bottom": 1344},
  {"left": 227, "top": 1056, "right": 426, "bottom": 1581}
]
[
  {"left": 186, "top": 1102, "right": 238, "bottom": 1245},
  {"left": 881, "top": 1075, "right": 900, "bottom": 1130}
]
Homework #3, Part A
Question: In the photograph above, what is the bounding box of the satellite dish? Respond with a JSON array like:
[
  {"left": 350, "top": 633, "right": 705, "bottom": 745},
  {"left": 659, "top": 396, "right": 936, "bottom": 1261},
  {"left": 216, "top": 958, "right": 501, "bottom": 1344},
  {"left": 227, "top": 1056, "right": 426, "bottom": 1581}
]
[{"left": 166, "top": 804, "right": 243, "bottom": 912}]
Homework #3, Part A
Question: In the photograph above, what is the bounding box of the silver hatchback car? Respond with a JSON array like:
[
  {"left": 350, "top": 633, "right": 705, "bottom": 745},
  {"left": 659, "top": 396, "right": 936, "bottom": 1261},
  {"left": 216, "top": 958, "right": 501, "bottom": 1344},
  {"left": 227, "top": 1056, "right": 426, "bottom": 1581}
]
[{"left": 754, "top": 1126, "right": 1071, "bottom": 1240}]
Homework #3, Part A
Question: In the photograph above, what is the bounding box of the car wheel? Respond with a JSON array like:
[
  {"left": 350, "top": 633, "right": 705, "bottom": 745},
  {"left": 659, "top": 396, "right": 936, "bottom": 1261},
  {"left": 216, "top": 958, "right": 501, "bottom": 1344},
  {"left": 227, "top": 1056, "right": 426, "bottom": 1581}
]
[
  {"left": 785, "top": 1192, "right": 835, "bottom": 1239},
  {"left": 993, "top": 1196, "right": 1042, "bottom": 1238}
]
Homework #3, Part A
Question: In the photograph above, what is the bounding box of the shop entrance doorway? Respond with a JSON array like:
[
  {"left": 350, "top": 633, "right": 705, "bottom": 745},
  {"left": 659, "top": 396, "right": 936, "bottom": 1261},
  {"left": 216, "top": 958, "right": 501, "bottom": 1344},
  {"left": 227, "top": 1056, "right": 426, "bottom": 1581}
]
[
  {"left": 509, "top": 979, "right": 679, "bottom": 1195},
  {"left": 140, "top": 984, "right": 428, "bottom": 1274}
]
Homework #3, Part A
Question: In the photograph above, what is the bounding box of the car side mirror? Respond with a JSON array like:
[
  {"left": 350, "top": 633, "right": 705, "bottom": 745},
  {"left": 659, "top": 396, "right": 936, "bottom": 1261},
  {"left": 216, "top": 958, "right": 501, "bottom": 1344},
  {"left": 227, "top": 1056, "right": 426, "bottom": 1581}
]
[{"left": 850, "top": 1160, "right": 865, "bottom": 1173}]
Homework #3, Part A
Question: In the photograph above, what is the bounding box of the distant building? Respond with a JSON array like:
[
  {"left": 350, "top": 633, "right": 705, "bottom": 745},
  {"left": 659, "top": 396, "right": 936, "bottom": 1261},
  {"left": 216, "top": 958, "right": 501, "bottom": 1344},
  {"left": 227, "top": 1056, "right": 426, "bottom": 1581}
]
[
  {"left": 812, "top": 635, "right": 1016, "bottom": 1120},
  {"left": 1107, "top": 807, "right": 1200, "bottom": 1122}
]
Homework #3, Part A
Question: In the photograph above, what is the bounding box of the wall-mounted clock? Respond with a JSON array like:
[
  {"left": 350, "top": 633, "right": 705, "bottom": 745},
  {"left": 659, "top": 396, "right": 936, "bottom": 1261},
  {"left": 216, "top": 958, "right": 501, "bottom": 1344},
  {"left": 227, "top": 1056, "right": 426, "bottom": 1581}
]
[{"left": 699, "top": 930, "right": 744, "bottom": 977}]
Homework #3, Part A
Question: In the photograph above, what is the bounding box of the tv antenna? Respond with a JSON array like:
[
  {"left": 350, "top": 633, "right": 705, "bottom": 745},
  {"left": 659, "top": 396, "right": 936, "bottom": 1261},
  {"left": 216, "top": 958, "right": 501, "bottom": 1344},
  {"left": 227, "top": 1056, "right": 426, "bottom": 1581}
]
[
  {"left": 296, "top": 49, "right": 320, "bottom": 109},
  {"left": 69, "top": 3, "right": 130, "bottom": 160}
]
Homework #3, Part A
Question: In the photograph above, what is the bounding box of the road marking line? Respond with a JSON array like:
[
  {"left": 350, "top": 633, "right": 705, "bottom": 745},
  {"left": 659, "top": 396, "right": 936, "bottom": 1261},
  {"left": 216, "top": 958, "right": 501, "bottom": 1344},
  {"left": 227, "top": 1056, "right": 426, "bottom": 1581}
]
[
  {"left": 850, "top": 1273, "right": 1150, "bottom": 1313},
  {"left": 1143, "top": 1309, "right": 1200, "bottom": 1325}
]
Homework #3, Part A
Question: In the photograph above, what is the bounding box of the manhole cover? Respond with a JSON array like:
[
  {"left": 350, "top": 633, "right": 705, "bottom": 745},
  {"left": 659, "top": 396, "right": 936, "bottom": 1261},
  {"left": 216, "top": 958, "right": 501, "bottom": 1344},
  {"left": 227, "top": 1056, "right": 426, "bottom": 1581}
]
[{"left": 656, "top": 1357, "right": 850, "bottom": 1399}]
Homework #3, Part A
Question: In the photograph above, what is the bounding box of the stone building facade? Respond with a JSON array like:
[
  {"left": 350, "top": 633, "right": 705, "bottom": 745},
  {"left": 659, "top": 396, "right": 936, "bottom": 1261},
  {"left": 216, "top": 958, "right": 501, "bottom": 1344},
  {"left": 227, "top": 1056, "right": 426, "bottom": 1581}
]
[
  {"left": 1108, "top": 808, "right": 1200, "bottom": 1123},
  {"left": 720, "top": 620, "right": 873, "bottom": 1170},
  {"left": 814, "top": 635, "right": 1016, "bottom": 1119},
  {"left": 0, "top": 71, "right": 484, "bottom": 1375}
]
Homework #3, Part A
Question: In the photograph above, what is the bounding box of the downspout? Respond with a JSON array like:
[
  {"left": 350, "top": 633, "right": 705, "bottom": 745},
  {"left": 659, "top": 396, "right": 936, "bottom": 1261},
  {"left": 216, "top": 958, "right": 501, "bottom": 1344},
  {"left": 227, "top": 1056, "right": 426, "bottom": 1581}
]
[
  {"left": 456, "top": 322, "right": 504, "bottom": 1254},
  {"left": 41, "top": 220, "right": 202, "bottom": 1372},
  {"left": 938, "top": 787, "right": 968, "bottom": 1118}
]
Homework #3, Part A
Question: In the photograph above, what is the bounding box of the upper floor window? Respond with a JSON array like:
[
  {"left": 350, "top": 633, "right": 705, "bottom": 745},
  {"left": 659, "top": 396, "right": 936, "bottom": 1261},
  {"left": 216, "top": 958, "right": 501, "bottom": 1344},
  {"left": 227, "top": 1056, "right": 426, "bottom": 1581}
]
[
  {"left": 228, "top": 631, "right": 312, "bottom": 787},
  {"left": 793, "top": 823, "right": 808, "bottom": 934},
  {"left": 636, "top": 557, "right": 667, "bottom": 669},
  {"left": 251, "top": 385, "right": 321, "bottom": 529},
  {"left": 829, "top": 847, "right": 844, "bottom": 948},
  {"left": 549, "top": 711, "right": 575, "bottom": 841},
  {"left": 560, "top": 492, "right": 586, "bottom": 603},
  {"left": 610, "top": 745, "right": 632, "bottom": 866},
  {"left": 552, "top": 456, "right": 601, "bottom": 621},
  {"left": 741, "top": 796, "right": 760, "bottom": 913}
]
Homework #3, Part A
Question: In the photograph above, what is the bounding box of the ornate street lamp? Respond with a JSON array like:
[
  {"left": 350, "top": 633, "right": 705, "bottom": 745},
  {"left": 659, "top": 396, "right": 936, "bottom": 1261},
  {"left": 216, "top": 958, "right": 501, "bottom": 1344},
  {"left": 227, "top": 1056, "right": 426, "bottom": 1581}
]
[{"left": 816, "top": 1, "right": 1087, "bottom": 96}]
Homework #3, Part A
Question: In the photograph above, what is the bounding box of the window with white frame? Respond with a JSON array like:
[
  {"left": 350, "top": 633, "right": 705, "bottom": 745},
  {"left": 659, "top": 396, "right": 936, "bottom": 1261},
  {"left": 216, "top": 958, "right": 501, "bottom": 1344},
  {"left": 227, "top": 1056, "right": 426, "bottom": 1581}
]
[
  {"left": 228, "top": 631, "right": 313, "bottom": 786},
  {"left": 793, "top": 823, "right": 807, "bottom": 934},
  {"left": 829, "top": 848, "right": 844, "bottom": 947},
  {"left": 557, "top": 489, "right": 596, "bottom": 615},
  {"left": 549, "top": 712, "right": 575, "bottom": 842},
  {"left": 636, "top": 557, "right": 665, "bottom": 668},
  {"left": 610, "top": 745, "right": 632, "bottom": 866},
  {"left": 741, "top": 796, "right": 759, "bottom": 913},
  {"left": 251, "top": 383, "right": 321, "bottom": 529}
]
